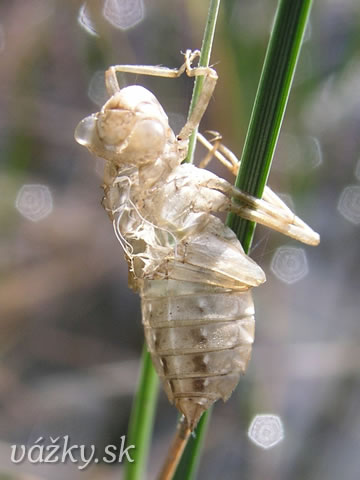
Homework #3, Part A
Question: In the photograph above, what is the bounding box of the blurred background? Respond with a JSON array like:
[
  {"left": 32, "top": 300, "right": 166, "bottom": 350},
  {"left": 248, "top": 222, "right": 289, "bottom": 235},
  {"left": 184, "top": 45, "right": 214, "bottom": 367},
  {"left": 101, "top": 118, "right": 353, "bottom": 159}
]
[{"left": 1, "top": 0, "right": 360, "bottom": 479}]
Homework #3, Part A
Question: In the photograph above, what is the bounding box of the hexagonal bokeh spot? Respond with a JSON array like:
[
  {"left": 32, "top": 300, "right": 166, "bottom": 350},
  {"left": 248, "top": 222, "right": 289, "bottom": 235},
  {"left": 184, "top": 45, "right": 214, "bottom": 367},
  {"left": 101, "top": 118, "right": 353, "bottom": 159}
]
[
  {"left": 103, "top": 0, "right": 144, "bottom": 30},
  {"left": 15, "top": 184, "right": 53, "bottom": 222},
  {"left": 303, "top": 135, "right": 323, "bottom": 169},
  {"left": 248, "top": 414, "right": 284, "bottom": 449},
  {"left": 337, "top": 185, "right": 360, "bottom": 225},
  {"left": 270, "top": 246, "right": 308, "bottom": 284},
  {"left": 78, "top": 2, "right": 98, "bottom": 36}
]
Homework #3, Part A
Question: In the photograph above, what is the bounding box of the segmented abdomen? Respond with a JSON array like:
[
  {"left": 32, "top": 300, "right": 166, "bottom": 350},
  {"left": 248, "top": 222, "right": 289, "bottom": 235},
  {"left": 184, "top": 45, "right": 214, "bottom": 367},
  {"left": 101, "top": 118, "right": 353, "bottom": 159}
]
[{"left": 141, "top": 279, "right": 255, "bottom": 429}]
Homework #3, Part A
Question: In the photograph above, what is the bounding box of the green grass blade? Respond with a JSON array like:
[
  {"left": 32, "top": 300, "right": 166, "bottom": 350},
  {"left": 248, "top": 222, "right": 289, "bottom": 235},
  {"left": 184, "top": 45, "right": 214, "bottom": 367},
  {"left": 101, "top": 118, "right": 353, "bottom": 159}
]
[
  {"left": 171, "top": 1, "right": 221, "bottom": 478},
  {"left": 124, "top": 3, "right": 220, "bottom": 479},
  {"left": 124, "top": 346, "right": 159, "bottom": 480},
  {"left": 185, "top": 0, "right": 221, "bottom": 164},
  {"left": 227, "top": 0, "right": 314, "bottom": 251}
]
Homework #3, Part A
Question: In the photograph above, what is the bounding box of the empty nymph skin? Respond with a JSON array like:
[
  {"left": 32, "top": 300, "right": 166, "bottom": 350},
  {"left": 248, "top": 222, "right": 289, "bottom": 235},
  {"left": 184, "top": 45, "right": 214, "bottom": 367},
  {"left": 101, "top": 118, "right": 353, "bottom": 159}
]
[{"left": 75, "top": 51, "right": 319, "bottom": 430}]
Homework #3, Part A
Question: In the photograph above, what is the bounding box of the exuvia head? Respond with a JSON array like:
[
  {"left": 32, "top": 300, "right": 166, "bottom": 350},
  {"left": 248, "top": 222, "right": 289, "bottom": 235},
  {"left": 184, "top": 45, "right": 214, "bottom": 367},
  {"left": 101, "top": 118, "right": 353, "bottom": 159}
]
[{"left": 75, "top": 85, "right": 172, "bottom": 166}]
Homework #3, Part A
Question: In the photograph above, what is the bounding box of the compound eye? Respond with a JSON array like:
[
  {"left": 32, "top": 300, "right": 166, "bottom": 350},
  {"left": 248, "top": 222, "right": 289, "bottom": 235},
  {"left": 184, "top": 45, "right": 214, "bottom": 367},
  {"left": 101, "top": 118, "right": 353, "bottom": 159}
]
[
  {"left": 74, "top": 114, "right": 97, "bottom": 147},
  {"left": 129, "top": 119, "right": 166, "bottom": 154}
]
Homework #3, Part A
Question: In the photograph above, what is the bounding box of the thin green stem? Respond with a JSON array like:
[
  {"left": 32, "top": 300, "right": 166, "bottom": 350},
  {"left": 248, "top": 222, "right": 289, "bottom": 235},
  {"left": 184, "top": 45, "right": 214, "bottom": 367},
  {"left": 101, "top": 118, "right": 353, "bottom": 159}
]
[
  {"left": 124, "top": 4, "right": 220, "bottom": 479},
  {"left": 185, "top": 0, "right": 221, "bottom": 164},
  {"left": 227, "top": 0, "right": 313, "bottom": 251},
  {"left": 170, "top": 2, "right": 221, "bottom": 478},
  {"left": 124, "top": 346, "right": 159, "bottom": 480}
]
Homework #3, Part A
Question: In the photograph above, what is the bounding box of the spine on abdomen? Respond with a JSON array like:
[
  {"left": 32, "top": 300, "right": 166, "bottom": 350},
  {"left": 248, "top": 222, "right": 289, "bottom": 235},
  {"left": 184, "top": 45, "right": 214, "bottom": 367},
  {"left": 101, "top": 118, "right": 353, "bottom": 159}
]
[{"left": 141, "top": 279, "right": 255, "bottom": 430}]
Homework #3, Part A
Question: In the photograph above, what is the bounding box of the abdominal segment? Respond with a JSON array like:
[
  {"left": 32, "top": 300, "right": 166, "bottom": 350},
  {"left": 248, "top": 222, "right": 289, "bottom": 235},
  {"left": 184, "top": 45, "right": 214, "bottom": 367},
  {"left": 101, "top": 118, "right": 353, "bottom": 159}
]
[{"left": 141, "top": 279, "right": 255, "bottom": 430}]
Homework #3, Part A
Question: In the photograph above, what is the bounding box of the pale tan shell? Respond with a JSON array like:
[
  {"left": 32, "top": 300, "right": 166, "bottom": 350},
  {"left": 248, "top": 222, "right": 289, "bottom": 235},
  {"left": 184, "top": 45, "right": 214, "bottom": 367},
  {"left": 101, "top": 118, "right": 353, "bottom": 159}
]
[
  {"left": 74, "top": 53, "right": 319, "bottom": 433},
  {"left": 141, "top": 279, "right": 255, "bottom": 429}
]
